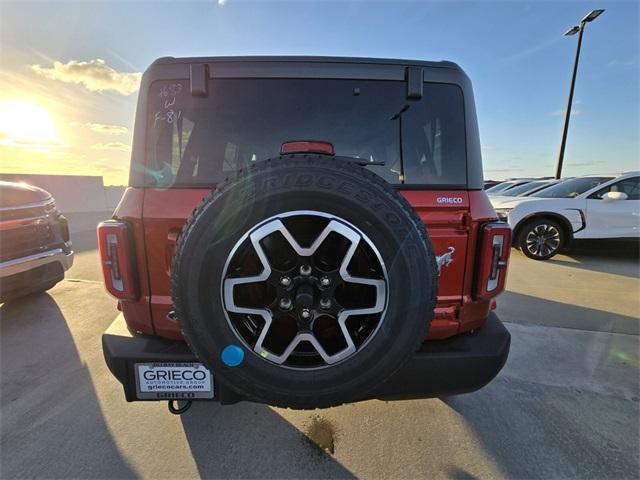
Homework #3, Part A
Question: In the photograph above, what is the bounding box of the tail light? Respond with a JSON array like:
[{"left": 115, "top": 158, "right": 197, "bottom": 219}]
[
  {"left": 97, "top": 220, "right": 138, "bottom": 300},
  {"left": 475, "top": 222, "right": 511, "bottom": 298}
]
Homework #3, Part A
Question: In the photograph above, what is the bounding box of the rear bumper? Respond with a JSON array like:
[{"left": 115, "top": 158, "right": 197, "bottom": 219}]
[
  {"left": 372, "top": 312, "right": 510, "bottom": 400},
  {"left": 102, "top": 315, "right": 241, "bottom": 403},
  {"left": 103, "top": 312, "right": 510, "bottom": 405}
]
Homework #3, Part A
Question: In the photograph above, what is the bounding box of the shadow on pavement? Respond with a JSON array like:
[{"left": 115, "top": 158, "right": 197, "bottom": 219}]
[
  {"left": 449, "top": 290, "right": 640, "bottom": 478},
  {"left": 446, "top": 466, "right": 481, "bottom": 480},
  {"left": 181, "top": 401, "right": 355, "bottom": 479},
  {"left": 499, "top": 290, "right": 639, "bottom": 335},
  {"left": 0, "top": 293, "right": 135, "bottom": 478},
  {"left": 551, "top": 239, "right": 640, "bottom": 278},
  {"left": 442, "top": 376, "right": 639, "bottom": 479}
]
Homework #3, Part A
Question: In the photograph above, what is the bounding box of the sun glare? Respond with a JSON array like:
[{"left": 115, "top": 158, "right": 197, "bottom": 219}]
[{"left": 0, "top": 100, "right": 59, "bottom": 146}]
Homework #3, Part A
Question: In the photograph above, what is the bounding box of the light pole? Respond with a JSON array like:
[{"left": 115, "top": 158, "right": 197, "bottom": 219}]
[{"left": 555, "top": 9, "right": 605, "bottom": 179}]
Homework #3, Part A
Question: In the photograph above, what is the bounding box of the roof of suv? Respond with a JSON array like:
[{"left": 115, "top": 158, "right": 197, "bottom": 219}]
[
  {"left": 150, "top": 55, "right": 462, "bottom": 70},
  {"left": 130, "top": 55, "right": 485, "bottom": 190}
]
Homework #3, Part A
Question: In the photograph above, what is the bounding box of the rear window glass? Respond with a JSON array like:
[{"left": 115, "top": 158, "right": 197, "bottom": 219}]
[{"left": 144, "top": 78, "right": 466, "bottom": 188}]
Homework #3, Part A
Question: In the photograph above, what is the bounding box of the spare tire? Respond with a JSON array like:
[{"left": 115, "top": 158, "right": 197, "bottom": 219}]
[{"left": 171, "top": 156, "right": 438, "bottom": 408}]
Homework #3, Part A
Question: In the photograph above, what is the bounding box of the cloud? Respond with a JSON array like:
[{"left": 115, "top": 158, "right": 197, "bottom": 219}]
[
  {"left": 608, "top": 58, "right": 637, "bottom": 68},
  {"left": 91, "top": 142, "right": 131, "bottom": 152},
  {"left": 31, "top": 59, "right": 141, "bottom": 95},
  {"left": 566, "top": 162, "right": 596, "bottom": 167},
  {"left": 105, "top": 48, "right": 141, "bottom": 72},
  {"left": 218, "top": 0, "right": 228, "bottom": 4},
  {"left": 70, "top": 122, "right": 128, "bottom": 135},
  {"left": 0, "top": 136, "right": 66, "bottom": 152},
  {"left": 502, "top": 36, "right": 563, "bottom": 63},
  {"left": 551, "top": 109, "right": 582, "bottom": 117}
]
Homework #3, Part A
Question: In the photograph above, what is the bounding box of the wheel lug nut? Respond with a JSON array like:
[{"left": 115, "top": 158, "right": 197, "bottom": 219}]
[
  {"left": 320, "top": 298, "right": 331, "bottom": 310},
  {"left": 300, "top": 265, "right": 312, "bottom": 276},
  {"left": 320, "top": 276, "right": 331, "bottom": 287},
  {"left": 279, "top": 298, "right": 292, "bottom": 310},
  {"left": 301, "top": 308, "right": 311, "bottom": 319},
  {"left": 280, "top": 276, "right": 291, "bottom": 287}
]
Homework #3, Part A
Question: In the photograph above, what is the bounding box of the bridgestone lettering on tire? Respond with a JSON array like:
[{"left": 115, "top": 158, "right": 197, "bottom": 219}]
[{"left": 171, "top": 156, "right": 438, "bottom": 408}]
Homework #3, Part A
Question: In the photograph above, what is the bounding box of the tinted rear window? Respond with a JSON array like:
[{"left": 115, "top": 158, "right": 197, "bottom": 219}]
[{"left": 144, "top": 78, "right": 466, "bottom": 188}]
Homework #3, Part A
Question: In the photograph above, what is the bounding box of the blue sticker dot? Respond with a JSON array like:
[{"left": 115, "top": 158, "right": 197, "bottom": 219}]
[{"left": 221, "top": 345, "right": 244, "bottom": 367}]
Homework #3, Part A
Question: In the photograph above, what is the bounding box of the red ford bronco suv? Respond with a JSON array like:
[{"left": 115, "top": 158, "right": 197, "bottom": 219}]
[{"left": 100, "top": 56, "right": 511, "bottom": 412}]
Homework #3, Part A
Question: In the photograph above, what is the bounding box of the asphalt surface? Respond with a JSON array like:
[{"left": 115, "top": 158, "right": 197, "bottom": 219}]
[{"left": 1, "top": 213, "right": 639, "bottom": 479}]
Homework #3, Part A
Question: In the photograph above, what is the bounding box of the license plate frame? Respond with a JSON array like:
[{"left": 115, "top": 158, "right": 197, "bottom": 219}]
[{"left": 134, "top": 362, "right": 214, "bottom": 400}]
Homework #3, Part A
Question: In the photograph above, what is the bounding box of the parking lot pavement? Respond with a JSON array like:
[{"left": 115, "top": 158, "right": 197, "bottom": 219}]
[{"left": 1, "top": 240, "right": 638, "bottom": 478}]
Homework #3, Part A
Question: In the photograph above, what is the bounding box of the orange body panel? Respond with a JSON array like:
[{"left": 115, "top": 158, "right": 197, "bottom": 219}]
[
  {"left": 113, "top": 187, "right": 498, "bottom": 340},
  {"left": 110, "top": 188, "right": 154, "bottom": 335}
]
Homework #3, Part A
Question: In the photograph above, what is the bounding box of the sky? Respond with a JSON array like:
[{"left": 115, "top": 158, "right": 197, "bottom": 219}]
[{"left": 0, "top": 0, "right": 638, "bottom": 185}]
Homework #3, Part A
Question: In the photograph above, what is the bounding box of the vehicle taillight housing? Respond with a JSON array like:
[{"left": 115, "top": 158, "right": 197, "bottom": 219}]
[
  {"left": 97, "top": 220, "right": 138, "bottom": 300},
  {"left": 475, "top": 222, "right": 511, "bottom": 299}
]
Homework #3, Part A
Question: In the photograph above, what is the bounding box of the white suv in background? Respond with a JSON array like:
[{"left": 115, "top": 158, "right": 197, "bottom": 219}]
[{"left": 494, "top": 172, "right": 640, "bottom": 260}]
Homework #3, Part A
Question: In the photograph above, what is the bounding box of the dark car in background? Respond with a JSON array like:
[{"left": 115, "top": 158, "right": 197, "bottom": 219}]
[
  {"left": 483, "top": 180, "right": 502, "bottom": 190},
  {"left": 489, "top": 179, "right": 563, "bottom": 197},
  {"left": 485, "top": 179, "right": 535, "bottom": 194},
  {"left": 0, "top": 181, "right": 74, "bottom": 302}
]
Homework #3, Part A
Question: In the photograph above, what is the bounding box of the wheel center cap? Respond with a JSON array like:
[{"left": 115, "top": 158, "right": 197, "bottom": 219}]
[{"left": 294, "top": 283, "right": 315, "bottom": 318}]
